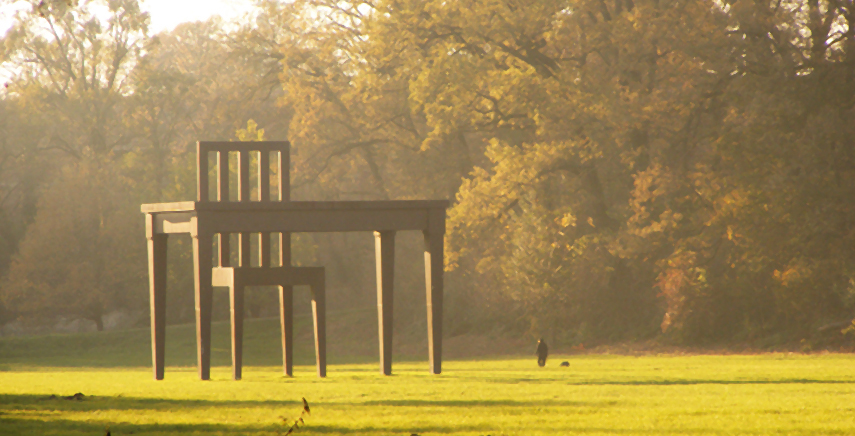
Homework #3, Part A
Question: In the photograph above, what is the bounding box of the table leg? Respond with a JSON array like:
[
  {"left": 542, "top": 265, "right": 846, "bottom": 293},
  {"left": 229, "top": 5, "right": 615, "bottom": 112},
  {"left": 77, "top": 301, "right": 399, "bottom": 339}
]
[
  {"left": 147, "top": 221, "right": 168, "bottom": 380},
  {"left": 424, "top": 212, "right": 444, "bottom": 375},
  {"left": 374, "top": 231, "right": 395, "bottom": 376},
  {"left": 311, "top": 274, "right": 326, "bottom": 378}
]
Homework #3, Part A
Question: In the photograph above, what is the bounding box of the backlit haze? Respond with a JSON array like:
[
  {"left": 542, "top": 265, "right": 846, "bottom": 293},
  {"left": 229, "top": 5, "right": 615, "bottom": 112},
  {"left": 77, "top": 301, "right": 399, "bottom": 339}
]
[
  {"left": 141, "top": 0, "right": 257, "bottom": 34},
  {"left": 0, "top": 0, "right": 259, "bottom": 37}
]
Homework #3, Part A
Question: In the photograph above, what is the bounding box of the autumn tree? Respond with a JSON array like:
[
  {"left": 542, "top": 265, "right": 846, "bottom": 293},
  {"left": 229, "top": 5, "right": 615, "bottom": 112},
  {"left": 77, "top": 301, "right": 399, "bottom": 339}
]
[
  {"left": 268, "top": 0, "right": 855, "bottom": 346},
  {"left": 267, "top": 0, "right": 727, "bottom": 340},
  {"left": 651, "top": 0, "right": 855, "bottom": 342},
  {"left": 2, "top": 0, "right": 853, "bottom": 345},
  {"left": 1, "top": 0, "right": 148, "bottom": 160},
  {"left": 1, "top": 163, "right": 145, "bottom": 330},
  {"left": 0, "top": 2, "right": 307, "bottom": 327}
]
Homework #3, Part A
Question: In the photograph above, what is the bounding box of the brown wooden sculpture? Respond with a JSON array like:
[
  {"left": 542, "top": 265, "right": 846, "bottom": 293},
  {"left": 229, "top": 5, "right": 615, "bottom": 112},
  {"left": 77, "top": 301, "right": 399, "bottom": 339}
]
[
  {"left": 212, "top": 265, "right": 326, "bottom": 379},
  {"left": 141, "top": 141, "right": 448, "bottom": 380}
]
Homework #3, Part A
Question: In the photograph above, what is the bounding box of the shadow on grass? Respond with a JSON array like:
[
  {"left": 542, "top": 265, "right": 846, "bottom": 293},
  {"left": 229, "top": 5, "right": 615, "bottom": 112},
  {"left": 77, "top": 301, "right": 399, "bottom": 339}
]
[
  {"left": 5, "top": 394, "right": 851, "bottom": 436},
  {"left": 0, "top": 393, "right": 615, "bottom": 412},
  {"left": 4, "top": 416, "right": 853, "bottom": 436},
  {"left": 0, "top": 395, "right": 299, "bottom": 436},
  {"left": 0, "top": 416, "right": 277, "bottom": 436},
  {"left": 0, "top": 416, "right": 499, "bottom": 436},
  {"left": 6, "top": 413, "right": 852, "bottom": 436},
  {"left": 0, "top": 393, "right": 295, "bottom": 411},
  {"left": 0, "top": 394, "right": 614, "bottom": 436}
]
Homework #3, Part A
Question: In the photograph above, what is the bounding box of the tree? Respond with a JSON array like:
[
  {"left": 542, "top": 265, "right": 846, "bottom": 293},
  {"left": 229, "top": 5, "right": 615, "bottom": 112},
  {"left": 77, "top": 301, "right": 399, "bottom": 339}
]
[
  {"left": 126, "top": 17, "right": 294, "bottom": 203},
  {"left": 652, "top": 0, "right": 855, "bottom": 342},
  {"left": 1, "top": 0, "right": 149, "bottom": 160},
  {"left": 0, "top": 0, "right": 151, "bottom": 329},
  {"left": 1, "top": 163, "right": 145, "bottom": 330},
  {"left": 258, "top": 0, "right": 474, "bottom": 202},
  {"left": 370, "top": 0, "right": 730, "bottom": 340},
  {"left": 0, "top": 97, "right": 59, "bottom": 278},
  {"left": 268, "top": 0, "right": 855, "bottom": 345}
]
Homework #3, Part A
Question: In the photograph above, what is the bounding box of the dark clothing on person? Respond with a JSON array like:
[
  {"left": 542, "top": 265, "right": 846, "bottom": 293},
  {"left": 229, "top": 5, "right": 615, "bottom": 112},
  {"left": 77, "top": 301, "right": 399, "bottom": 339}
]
[{"left": 536, "top": 339, "right": 548, "bottom": 367}]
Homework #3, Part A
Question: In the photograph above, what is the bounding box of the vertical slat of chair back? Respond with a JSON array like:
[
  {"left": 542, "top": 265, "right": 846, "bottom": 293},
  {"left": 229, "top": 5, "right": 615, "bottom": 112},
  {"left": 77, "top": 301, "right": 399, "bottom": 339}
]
[
  {"left": 279, "top": 232, "right": 292, "bottom": 267},
  {"left": 238, "top": 150, "right": 250, "bottom": 202},
  {"left": 260, "top": 151, "right": 270, "bottom": 202},
  {"left": 218, "top": 151, "right": 230, "bottom": 202},
  {"left": 238, "top": 149, "right": 249, "bottom": 264},
  {"left": 197, "top": 142, "right": 210, "bottom": 202},
  {"left": 198, "top": 141, "right": 290, "bottom": 268},
  {"left": 218, "top": 234, "right": 230, "bottom": 267},
  {"left": 275, "top": 143, "right": 289, "bottom": 270},
  {"left": 279, "top": 145, "right": 290, "bottom": 202},
  {"left": 240, "top": 233, "right": 251, "bottom": 267},
  {"left": 260, "top": 233, "right": 271, "bottom": 267},
  {"left": 198, "top": 141, "right": 290, "bottom": 204}
]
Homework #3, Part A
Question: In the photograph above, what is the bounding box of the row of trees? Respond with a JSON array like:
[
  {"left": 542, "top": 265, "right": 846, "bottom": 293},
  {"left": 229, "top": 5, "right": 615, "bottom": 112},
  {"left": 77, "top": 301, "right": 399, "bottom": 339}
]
[
  {"left": 0, "top": 0, "right": 297, "bottom": 330},
  {"left": 1, "top": 0, "right": 854, "bottom": 347}
]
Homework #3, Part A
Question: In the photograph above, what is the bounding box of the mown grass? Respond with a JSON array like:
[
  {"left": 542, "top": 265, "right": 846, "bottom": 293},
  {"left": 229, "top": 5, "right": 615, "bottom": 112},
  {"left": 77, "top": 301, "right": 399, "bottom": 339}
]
[{"left": 1, "top": 318, "right": 855, "bottom": 435}]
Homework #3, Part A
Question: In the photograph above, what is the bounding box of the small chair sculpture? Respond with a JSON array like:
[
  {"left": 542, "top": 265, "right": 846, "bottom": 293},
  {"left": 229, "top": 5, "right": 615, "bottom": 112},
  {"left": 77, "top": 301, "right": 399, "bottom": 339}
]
[
  {"left": 203, "top": 142, "right": 327, "bottom": 379},
  {"left": 213, "top": 265, "right": 326, "bottom": 379}
]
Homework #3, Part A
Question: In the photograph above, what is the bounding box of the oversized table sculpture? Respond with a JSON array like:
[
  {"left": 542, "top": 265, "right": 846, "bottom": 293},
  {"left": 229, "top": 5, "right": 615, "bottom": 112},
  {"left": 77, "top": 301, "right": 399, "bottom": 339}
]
[{"left": 141, "top": 141, "right": 448, "bottom": 380}]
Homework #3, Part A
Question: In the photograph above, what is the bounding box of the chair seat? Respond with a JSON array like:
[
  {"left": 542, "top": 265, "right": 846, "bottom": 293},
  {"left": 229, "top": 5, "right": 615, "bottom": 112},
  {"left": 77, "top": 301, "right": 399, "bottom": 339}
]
[
  {"left": 214, "top": 265, "right": 326, "bottom": 380},
  {"left": 212, "top": 266, "right": 324, "bottom": 288}
]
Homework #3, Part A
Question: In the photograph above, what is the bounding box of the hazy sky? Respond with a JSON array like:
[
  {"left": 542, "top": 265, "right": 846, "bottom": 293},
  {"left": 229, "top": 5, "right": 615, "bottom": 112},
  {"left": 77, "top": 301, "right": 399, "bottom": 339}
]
[
  {"left": 142, "top": 0, "right": 257, "bottom": 34},
  {"left": 0, "top": 0, "right": 259, "bottom": 36}
]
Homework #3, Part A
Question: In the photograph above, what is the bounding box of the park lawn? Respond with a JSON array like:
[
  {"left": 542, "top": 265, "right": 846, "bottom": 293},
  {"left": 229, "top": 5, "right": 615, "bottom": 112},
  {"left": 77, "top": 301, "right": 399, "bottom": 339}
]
[{"left": 1, "top": 319, "right": 855, "bottom": 435}]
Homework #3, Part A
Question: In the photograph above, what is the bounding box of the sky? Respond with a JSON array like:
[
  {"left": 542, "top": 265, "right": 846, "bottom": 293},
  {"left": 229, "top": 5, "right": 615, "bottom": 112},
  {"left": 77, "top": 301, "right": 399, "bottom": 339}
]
[
  {"left": 141, "top": 0, "right": 257, "bottom": 34},
  {"left": 0, "top": 0, "right": 259, "bottom": 37},
  {"left": 0, "top": 0, "right": 259, "bottom": 88}
]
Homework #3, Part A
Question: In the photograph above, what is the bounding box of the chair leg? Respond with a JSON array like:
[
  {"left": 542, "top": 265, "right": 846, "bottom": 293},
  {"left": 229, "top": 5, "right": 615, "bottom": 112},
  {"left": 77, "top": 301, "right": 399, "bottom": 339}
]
[
  {"left": 193, "top": 232, "right": 214, "bottom": 381},
  {"left": 230, "top": 280, "right": 245, "bottom": 381},
  {"left": 311, "top": 275, "right": 326, "bottom": 378},
  {"left": 279, "top": 285, "right": 294, "bottom": 377}
]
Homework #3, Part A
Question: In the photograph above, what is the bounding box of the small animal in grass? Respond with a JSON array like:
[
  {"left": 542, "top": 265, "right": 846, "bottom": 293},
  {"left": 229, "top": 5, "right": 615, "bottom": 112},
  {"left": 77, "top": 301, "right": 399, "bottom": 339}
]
[
  {"left": 560, "top": 361, "right": 570, "bottom": 367},
  {"left": 536, "top": 338, "right": 549, "bottom": 367}
]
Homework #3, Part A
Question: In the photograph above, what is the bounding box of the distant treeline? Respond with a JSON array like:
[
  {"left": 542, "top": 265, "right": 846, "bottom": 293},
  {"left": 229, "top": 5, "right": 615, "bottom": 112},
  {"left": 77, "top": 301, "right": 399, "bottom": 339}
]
[{"left": 1, "top": 0, "right": 854, "bottom": 348}]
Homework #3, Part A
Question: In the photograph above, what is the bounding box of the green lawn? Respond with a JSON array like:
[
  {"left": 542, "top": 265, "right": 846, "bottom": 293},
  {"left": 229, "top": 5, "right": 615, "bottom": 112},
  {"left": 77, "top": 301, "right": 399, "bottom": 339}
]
[{"left": 1, "top": 319, "right": 855, "bottom": 435}]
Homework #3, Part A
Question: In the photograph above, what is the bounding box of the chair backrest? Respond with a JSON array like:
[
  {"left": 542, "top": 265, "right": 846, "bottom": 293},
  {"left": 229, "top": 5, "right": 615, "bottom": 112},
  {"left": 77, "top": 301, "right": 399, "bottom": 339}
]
[{"left": 196, "top": 141, "right": 290, "bottom": 204}]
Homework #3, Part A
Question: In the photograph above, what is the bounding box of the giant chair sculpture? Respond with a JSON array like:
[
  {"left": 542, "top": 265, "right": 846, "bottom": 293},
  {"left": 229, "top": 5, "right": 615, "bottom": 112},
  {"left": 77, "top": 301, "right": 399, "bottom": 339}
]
[{"left": 142, "top": 141, "right": 448, "bottom": 380}]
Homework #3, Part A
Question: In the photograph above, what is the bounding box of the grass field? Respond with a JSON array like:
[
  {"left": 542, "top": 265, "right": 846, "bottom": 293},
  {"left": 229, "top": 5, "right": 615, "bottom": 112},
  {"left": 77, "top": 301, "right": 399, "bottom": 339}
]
[{"left": 2, "top": 317, "right": 855, "bottom": 435}]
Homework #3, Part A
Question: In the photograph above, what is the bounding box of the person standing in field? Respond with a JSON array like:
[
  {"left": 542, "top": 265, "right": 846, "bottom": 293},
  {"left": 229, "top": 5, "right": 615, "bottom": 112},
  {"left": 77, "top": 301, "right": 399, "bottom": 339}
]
[{"left": 536, "top": 338, "right": 548, "bottom": 367}]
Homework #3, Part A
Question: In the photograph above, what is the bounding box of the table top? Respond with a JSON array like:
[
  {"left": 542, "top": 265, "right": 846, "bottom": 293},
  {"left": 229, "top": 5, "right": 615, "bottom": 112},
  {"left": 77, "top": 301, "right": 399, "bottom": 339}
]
[{"left": 141, "top": 200, "right": 449, "bottom": 213}]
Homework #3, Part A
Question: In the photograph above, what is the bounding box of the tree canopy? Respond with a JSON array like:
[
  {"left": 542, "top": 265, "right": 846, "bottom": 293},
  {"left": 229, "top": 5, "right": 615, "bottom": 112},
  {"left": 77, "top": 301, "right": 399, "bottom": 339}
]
[{"left": 1, "top": 0, "right": 854, "bottom": 346}]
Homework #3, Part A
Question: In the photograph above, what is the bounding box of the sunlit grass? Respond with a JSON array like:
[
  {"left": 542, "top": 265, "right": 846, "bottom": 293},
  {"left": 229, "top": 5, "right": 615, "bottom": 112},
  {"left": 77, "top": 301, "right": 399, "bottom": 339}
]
[{"left": 2, "top": 321, "right": 855, "bottom": 435}]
